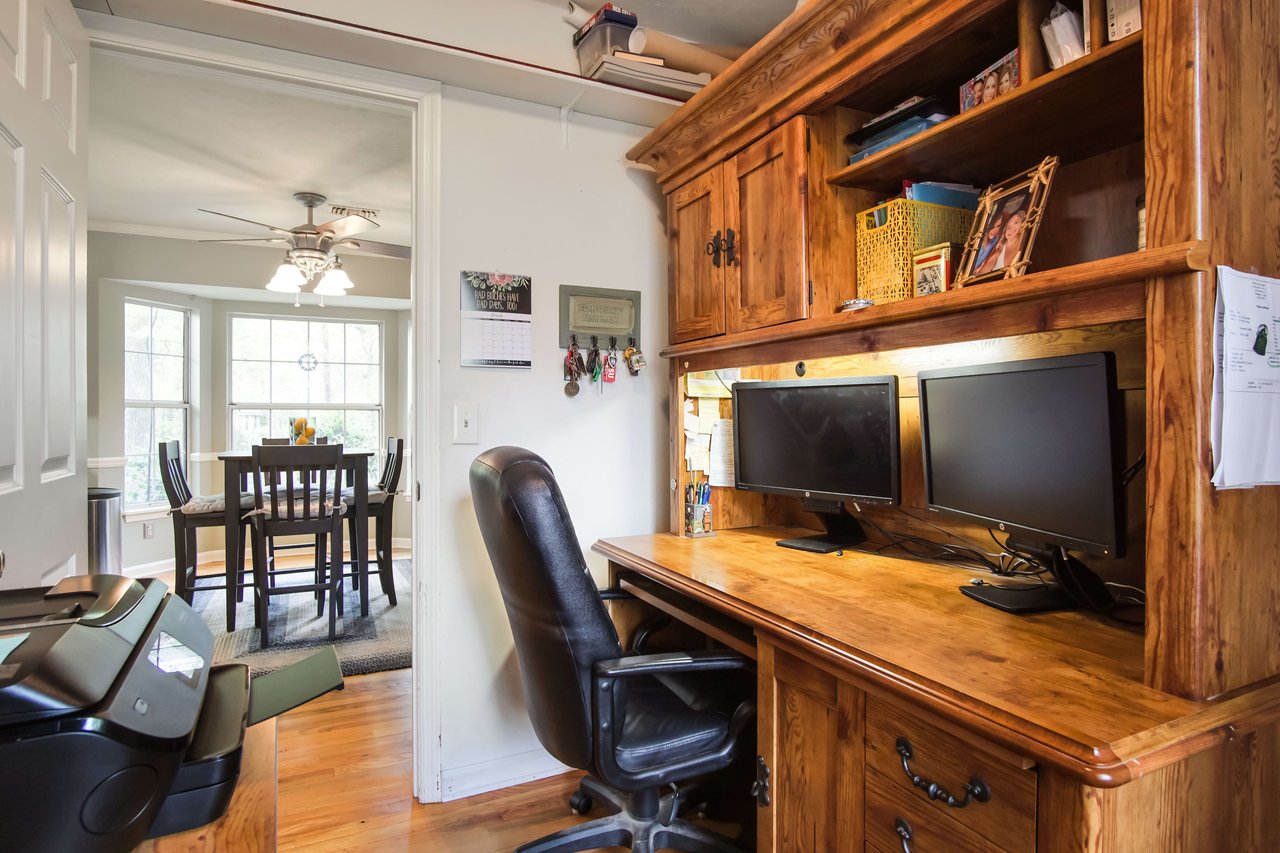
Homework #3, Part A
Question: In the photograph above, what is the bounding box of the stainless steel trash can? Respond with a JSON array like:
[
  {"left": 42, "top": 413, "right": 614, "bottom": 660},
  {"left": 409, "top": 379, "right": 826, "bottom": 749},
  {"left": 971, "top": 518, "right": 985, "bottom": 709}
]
[{"left": 87, "top": 487, "right": 123, "bottom": 575}]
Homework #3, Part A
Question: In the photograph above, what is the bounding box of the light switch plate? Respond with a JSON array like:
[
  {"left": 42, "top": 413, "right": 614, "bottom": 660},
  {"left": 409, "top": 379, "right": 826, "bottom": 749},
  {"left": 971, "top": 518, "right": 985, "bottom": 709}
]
[{"left": 453, "top": 402, "right": 479, "bottom": 444}]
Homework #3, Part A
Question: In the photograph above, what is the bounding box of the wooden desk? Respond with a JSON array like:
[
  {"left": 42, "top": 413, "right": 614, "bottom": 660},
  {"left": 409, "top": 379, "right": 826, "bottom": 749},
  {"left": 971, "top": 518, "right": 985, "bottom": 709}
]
[
  {"left": 135, "top": 720, "right": 277, "bottom": 853},
  {"left": 595, "top": 528, "right": 1280, "bottom": 851},
  {"left": 218, "top": 451, "right": 372, "bottom": 633}
]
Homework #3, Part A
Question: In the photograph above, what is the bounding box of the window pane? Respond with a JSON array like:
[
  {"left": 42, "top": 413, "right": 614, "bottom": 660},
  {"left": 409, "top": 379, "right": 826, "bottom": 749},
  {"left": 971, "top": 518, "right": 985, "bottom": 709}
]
[
  {"left": 271, "top": 320, "right": 308, "bottom": 363},
  {"left": 125, "top": 303, "right": 151, "bottom": 352},
  {"left": 231, "top": 409, "right": 270, "bottom": 453},
  {"left": 124, "top": 456, "right": 151, "bottom": 506},
  {"left": 345, "top": 364, "right": 379, "bottom": 405},
  {"left": 344, "top": 410, "right": 378, "bottom": 451},
  {"left": 154, "top": 407, "right": 186, "bottom": 446},
  {"left": 308, "top": 363, "right": 344, "bottom": 404},
  {"left": 124, "top": 352, "right": 152, "bottom": 400},
  {"left": 310, "top": 321, "right": 345, "bottom": 363},
  {"left": 151, "top": 307, "right": 185, "bottom": 356},
  {"left": 271, "top": 361, "right": 306, "bottom": 404},
  {"left": 346, "top": 323, "right": 380, "bottom": 364},
  {"left": 307, "top": 410, "right": 344, "bottom": 445},
  {"left": 232, "top": 317, "right": 271, "bottom": 361},
  {"left": 232, "top": 360, "right": 270, "bottom": 404},
  {"left": 124, "top": 406, "right": 153, "bottom": 457},
  {"left": 152, "top": 355, "right": 185, "bottom": 402}
]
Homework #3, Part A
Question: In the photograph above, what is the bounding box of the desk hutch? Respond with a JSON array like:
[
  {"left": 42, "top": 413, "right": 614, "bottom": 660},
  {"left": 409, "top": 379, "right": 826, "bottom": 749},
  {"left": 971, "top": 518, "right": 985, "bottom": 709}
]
[{"left": 609, "top": 0, "right": 1280, "bottom": 849}]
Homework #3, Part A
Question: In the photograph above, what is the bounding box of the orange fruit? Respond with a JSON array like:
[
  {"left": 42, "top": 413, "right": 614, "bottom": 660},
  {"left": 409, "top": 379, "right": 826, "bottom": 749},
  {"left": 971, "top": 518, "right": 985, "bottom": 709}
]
[
  {"left": 296, "top": 435, "right": 310, "bottom": 446},
  {"left": 305, "top": 426, "right": 316, "bottom": 438}
]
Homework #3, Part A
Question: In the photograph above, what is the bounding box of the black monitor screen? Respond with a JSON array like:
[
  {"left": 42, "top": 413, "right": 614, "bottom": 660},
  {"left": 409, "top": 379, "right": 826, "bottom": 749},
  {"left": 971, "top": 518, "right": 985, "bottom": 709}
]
[
  {"left": 918, "top": 353, "right": 1122, "bottom": 556},
  {"left": 732, "top": 377, "right": 899, "bottom": 504}
]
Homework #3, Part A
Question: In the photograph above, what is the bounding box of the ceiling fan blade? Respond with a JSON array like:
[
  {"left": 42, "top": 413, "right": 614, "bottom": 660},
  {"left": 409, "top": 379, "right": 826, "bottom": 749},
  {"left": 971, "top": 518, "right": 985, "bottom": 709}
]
[
  {"left": 198, "top": 237, "right": 290, "bottom": 245},
  {"left": 317, "top": 213, "right": 379, "bottom": 240},
  {"left": 337, "top": 238, "right": 410, "bottom": 260},
  {"left": 198, "top": 208, "right": 294, "bottom": 236}
]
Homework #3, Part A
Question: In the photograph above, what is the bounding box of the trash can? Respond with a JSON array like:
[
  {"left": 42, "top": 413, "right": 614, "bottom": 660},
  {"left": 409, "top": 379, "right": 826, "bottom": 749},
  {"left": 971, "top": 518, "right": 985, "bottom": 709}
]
[{"left": 87, "top": 487, "right": 123, "bottom": 575}]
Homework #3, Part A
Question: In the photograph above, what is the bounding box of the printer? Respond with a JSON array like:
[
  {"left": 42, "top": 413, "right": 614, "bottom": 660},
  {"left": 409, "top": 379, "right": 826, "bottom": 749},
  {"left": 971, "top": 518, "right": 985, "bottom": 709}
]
[{"left": 0, "top": 573, "right": 341, "bottom": 853}]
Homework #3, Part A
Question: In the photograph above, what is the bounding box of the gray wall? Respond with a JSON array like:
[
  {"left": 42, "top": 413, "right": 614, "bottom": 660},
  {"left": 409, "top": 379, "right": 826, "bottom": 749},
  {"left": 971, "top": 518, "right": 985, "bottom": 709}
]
[{"left": 87, "top": 231, "right": 412, "bottom": 571}]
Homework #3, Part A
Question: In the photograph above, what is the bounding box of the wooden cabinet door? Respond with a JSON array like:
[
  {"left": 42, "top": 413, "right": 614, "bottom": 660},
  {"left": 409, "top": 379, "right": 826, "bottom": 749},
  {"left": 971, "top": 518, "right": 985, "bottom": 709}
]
[
  {"left": 757, "top": 639, "right": 863, "bottom": 852},
  {"left": 724, "top": 117, "right": 810, "bottom": 334},
  {"left": 667, "top": 168, "right": 726, "bottom": 343}
]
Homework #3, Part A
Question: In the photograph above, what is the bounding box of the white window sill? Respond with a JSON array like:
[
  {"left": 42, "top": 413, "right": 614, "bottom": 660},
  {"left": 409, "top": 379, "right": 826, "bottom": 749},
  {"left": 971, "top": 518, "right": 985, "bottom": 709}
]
[{"left": 123, "top": 506, "right": 171, "bottom": 523}]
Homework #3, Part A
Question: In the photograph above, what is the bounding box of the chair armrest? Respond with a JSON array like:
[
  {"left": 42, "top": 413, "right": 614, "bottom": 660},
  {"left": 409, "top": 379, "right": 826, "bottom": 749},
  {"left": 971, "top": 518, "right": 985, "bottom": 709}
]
[
  {"left": 593, "top": 649, "right": 751, "bottom": 679},
  {"left": 598, "top": 586, "right": 633, "bottom": 601}
]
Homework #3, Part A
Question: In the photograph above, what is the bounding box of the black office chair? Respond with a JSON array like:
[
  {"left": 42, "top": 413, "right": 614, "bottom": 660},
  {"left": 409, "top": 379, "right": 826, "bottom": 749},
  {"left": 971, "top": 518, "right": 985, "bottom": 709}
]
[{"left": 469, "top": 447, "right": 755, "bottom": 853}]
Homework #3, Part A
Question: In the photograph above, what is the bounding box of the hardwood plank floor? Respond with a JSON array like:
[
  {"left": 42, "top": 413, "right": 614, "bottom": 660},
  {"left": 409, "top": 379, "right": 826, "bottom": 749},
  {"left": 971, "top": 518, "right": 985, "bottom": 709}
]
[{"left": 276, "top": 669, "right": 610, "bottom": 852}]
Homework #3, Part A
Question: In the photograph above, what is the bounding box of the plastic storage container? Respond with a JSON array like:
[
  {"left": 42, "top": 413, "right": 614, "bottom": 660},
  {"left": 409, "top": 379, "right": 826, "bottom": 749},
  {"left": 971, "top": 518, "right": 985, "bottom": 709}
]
[
  {"left": 87, "top": 487, "right": 123, "bottom": 575},
  {"left": 576, "top": 21, "right": 635, "bottom": 76},
  {"left": 855, "top": 199, "right": 974, "bottom": 305}
]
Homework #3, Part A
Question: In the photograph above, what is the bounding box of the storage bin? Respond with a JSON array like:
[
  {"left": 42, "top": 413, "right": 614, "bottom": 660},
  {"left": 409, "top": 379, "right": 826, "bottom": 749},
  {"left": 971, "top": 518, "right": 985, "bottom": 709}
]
[
  {"left": 855, "top": 199, "right": 974, "bottom": 305},
  {"left": 576, "top": 21, "right": 635, "bottom": 76}
]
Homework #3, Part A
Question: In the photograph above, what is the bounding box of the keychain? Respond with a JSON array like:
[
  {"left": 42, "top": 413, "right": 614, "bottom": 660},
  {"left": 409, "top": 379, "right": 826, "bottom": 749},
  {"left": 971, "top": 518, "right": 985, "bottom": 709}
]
[
  {"left": 623, "top": 336, "right": 647, "bottom": 376},
  {"left": 603, "top": 339, "right": 618, "bottom": 384},
  {"left": 587, "top": 336, "right": 603, "bottom": 384},
  {"left": 564, "top": 337, "right": 582, "bottom": 397}
]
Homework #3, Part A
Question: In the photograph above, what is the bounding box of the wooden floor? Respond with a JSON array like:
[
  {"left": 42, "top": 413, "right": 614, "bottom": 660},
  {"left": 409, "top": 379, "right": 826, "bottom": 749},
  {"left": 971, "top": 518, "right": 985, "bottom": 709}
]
[{"left": 276, "top": 669, "right": 609, "bottom": 852}]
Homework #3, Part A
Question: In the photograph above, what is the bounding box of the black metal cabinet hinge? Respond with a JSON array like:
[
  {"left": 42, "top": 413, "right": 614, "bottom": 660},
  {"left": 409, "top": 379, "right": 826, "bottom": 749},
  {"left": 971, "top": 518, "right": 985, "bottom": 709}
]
[
  {"left": 808, "top": 280, "right": 814, "bottom": 305},
  {"left": 751, "top": 755, "right": 771, "bottom": 806},
  {"left": 805, "top": 126, "right": 811, "bottom": 152}
]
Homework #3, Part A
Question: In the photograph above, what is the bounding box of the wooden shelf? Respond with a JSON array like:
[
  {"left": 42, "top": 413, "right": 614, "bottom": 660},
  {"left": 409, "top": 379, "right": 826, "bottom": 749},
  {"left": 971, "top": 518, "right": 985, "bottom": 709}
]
[
  {"left": 659, "top": 242, "right": 1208, "bottom": 362},
  {"left": 827, "top": 32, "right": 1145, "bottom": 193}
]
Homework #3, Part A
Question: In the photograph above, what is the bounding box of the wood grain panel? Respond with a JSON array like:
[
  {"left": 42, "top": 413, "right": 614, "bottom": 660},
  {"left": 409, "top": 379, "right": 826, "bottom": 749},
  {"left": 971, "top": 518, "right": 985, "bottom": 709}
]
[
  {"left": 725, "top": 117, "right": 809, "bottom": 333},
  {"left": 1032, "top": 142, "right": 1146, "bottom": 271},
  {"left": 865, "top": 769, "right": 1002, "bottom": 853},
  {"left": 669, "top": 168, "right": 726, "bottom": 343},
  {"left": 1016, "top": 0, "right": 1053, "bottom": 81},
  {"left": 805, "top": 108, "right": 866, "bottom": 317},
  {"left": 866, "top": 696, "right": 1036, "bottom": 851}
]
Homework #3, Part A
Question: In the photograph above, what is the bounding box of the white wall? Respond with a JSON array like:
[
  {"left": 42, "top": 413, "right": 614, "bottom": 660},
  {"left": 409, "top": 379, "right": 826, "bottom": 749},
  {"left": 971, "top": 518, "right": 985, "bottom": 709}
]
[{"left": 434, "top": 86, "right": 669, "bottom": 796}]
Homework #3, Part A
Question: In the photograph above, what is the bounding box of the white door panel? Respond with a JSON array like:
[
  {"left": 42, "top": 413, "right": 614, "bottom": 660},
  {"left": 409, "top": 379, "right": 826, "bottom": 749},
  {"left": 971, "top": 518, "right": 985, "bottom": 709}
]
[{"left": 0, "top": 0, "right": 86, "bottom": 588}]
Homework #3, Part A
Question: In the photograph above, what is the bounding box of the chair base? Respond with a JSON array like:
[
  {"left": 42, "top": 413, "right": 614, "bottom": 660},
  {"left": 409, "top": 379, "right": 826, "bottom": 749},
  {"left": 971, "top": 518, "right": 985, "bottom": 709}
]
[{"left": 517, "top": 779, "right": 747, "bottom": 853}]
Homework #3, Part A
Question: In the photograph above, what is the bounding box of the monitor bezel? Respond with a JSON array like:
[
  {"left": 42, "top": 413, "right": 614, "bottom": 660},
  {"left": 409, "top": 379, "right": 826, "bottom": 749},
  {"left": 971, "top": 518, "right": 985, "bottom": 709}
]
[
  {"left": 731, "top": 375, "right": 901, "bottom": 506},
  {"left": 917, "top": 352, "right": 1124, "bottom": 558}
]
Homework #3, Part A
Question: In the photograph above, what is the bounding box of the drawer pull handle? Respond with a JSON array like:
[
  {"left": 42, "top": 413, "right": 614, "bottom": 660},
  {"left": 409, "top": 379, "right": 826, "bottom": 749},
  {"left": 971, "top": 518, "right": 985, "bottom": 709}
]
[
  {"left": 895, "top": 736, "right": 991, "bottom": 808},
  {"left": 895, "top": 817, "right": 913, "bottom": 853}
]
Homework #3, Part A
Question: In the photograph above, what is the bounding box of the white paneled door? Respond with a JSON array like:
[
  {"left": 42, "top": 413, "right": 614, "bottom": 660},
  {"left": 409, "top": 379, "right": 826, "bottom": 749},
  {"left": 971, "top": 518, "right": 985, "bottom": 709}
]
[{"left": 0, "top": 0, "right": 88, "bottom": 588}]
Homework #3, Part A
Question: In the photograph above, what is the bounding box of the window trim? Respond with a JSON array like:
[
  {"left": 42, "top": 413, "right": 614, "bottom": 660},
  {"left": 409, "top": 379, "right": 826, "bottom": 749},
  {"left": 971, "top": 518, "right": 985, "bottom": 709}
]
[{"left": 123, "top": 299, "right": 192, "bottom": 509}]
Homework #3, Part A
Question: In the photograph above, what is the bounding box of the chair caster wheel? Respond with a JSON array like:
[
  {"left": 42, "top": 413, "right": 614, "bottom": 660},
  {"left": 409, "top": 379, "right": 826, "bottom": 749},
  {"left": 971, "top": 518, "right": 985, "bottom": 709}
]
[{"left": 569, "top": 791, "right": 593, "bottom": 815}]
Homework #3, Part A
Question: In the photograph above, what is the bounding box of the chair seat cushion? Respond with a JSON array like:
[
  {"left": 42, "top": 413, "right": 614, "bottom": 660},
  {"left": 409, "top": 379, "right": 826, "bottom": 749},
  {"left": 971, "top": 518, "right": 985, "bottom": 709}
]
[
  {"left": 614, "top": 675, "right": 730, "bottom": 773},
  {"left": 340, "top": 486, "right": 389, "bottom": 504},
  {"left": 178, "top": 492, "right": 254, "bottom": 516}
]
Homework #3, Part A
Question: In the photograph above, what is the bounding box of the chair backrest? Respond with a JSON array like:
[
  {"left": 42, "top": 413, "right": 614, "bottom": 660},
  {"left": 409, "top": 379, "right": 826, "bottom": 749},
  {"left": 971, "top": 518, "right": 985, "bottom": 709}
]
[
  {"left": 260, "top": 437, "right": 290, "bottom": 446},
  {"left": 468, "top": 447, "right": 621, "bottom": 772},
  {"left": 250, "top": 443, "right": 344, "bottom": 523},
  {"left": 379, "top": 437, "right": 405, "bottom": 493},
  {"left": 157, "top": 441, "right": 192, "bottom": 510}
]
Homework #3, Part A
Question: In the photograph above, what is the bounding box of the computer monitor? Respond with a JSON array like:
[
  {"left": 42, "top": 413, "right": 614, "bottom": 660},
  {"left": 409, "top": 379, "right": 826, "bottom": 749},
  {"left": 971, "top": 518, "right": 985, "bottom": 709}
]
[
  {"left": 732, "top": 376, "right": 899, "bottom": 553},
  {"left": 917, "top": 352, "right": 1123, "bottom": 613}
]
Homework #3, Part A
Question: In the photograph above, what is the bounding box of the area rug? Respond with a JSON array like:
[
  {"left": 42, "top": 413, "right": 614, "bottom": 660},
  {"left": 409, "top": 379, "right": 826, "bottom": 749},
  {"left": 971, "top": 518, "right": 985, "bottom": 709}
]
[{"left": 193, "top": 559, "right": 412, "bottom": 678}]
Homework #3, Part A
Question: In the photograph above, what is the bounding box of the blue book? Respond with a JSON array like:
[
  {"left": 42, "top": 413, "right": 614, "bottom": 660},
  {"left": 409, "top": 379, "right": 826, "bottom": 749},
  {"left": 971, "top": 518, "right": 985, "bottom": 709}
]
[{"left": 907, "top": 183, "right": 981, "bottom": 211}]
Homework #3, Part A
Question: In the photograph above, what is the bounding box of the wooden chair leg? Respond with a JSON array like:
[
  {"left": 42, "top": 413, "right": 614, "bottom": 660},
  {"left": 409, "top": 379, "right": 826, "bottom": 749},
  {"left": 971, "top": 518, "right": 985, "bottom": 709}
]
[
  {"left": 347, "top": 515, "right": 360, "bottom": 590},
  {"left": 252, "top": 525, "right": 270, "bottom": 649},
  {"left": 315, "top": 532, "right": 327, "bottom": 619},
  {"left": 237, "top": 522, "right": 249, "bottom": 603},
  {"left": 329, "top": 520, "right": 343, "bottom": 640},
  {"left": 172, "top": 517, "right": 190, "bottom": 604},
  {"left": 377, "top": 514, "right": 397, "bottom": 606}
]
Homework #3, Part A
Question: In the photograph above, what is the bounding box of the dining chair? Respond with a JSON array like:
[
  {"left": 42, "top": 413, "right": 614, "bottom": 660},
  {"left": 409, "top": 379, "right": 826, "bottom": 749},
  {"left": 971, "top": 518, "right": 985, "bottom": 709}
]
[
  {"left": 247, "top": 443, "right": 347, "bottom": 648},
  {"left": 344, "top": 437, "right": 404, "bottom": 606},
  {"left": 158, "top": 441, "right": 251, "bottom": 626}
]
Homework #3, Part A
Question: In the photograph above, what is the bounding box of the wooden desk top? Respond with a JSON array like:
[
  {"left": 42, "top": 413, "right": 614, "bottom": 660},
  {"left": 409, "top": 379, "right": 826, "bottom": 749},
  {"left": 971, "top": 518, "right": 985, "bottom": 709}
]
[
  {"left": 135, "top": 719, "right": 277, "bottom": 852},
  {"left": 594, "top": 528, "right": 1280, "bottom": 786}
]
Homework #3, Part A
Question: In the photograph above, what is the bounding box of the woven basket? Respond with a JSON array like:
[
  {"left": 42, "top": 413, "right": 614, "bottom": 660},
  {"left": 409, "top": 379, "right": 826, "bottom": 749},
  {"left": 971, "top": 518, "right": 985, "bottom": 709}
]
[{"left": 856, "top": 199, "right": 974, "bottom": 304}]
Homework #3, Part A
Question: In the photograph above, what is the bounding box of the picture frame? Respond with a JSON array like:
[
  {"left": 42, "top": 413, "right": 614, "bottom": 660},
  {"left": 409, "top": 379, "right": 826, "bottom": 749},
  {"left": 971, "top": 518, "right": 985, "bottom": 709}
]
[
  {"left": 959, "top": 48, "right": 1020, "bottom": 113},
  {"left": 953, "top": 155, "right": 1059, "bottom": 287},
  {"left": 912, "top": 242, "right": 960, "bottom": 297}
]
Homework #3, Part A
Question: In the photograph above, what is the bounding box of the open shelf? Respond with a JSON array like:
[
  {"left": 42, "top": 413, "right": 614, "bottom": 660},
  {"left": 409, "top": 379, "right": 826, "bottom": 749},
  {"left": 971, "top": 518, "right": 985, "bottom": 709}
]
[
  {"left": 827, "top": 32, "right": 1145, "bottom": 194},
  {"left": 659, "top": 242, "right": 1208, "bottom": 361}
]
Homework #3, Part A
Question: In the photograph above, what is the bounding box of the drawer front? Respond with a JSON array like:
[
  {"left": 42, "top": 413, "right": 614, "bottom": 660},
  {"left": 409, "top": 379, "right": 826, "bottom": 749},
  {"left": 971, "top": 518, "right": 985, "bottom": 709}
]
[
  {"left": 865, "top": 771, "right": 1002, "bottom": 853},
  {"left": 865, "top": 697, "right": 1035, "bottom": 852}
]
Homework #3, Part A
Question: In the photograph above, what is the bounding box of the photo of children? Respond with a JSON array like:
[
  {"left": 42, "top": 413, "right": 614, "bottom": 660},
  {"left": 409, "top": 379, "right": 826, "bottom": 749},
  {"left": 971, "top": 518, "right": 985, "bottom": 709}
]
[
  {"left": 960, "top": 48, "right": 1020, "bottom": 112},
  {"left": 971, "top": 187, "right": 1031, "bottom": 276},
  {"left": 954, "top": 155, "right": 1059, "bottom": 287}
]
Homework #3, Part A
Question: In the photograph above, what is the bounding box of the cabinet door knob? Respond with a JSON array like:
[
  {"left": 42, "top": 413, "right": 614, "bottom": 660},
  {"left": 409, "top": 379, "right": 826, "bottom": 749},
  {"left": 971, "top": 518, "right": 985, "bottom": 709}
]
[
  {"left": 725, "top": 228, "right": 738, "bottom": 266},
  {"left": 705, "top": 230, "right": 723, "bottom": 268}
]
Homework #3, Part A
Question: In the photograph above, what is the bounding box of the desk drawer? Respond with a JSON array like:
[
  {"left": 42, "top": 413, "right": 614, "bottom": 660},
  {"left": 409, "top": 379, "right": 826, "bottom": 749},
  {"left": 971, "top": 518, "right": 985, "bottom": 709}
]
[
  {"left": 865, "top": 697, "right": 1035, "bottom": 852},
  {"left": 866, "top": 770, "right": 1002, "bottom": 853}
]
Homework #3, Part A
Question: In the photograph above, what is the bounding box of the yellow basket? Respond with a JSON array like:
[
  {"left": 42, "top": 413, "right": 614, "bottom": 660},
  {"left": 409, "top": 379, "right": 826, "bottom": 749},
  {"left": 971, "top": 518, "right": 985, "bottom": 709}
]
[{"left": 855, "top": 199, "right": 974, "bottom": 304}]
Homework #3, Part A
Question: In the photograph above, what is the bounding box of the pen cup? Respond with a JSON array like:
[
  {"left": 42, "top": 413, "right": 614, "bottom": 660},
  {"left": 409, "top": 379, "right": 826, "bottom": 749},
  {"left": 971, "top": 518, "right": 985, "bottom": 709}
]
[{"left": 684, "top": 499, "right": 714, "bottom": 537}]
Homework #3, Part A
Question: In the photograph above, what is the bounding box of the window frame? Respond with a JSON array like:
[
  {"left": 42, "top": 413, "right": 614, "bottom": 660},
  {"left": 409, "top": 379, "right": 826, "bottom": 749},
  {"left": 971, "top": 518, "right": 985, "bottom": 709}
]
[
  {"left": 123, "top": 298, "right": 192, "bottom": 510},
  {"left": 225, "top": 312, "right": 385, "bottom": 459}
]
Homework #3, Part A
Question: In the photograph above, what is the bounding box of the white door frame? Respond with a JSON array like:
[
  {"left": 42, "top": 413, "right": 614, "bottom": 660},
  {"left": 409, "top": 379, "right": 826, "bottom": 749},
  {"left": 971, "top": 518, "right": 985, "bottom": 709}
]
[{"left": 81, "top": 13, "right": 445, "bottom": 802}]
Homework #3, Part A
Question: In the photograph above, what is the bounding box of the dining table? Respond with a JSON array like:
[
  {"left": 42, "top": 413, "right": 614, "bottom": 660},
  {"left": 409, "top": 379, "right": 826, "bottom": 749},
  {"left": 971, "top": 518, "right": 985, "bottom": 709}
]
[{"left": 218, "top": 449, "right": 373, "bottom": 632}]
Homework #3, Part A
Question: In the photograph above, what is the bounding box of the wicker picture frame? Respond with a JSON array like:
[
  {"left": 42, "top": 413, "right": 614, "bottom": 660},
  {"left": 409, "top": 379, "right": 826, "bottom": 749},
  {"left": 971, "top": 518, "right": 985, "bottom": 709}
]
[{"left": 954, "top": 155, "right": 1059, "bottom": 287}]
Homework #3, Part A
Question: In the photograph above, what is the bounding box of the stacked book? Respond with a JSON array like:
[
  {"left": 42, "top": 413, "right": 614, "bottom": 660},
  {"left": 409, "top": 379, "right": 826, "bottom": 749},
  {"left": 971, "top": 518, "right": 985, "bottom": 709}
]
[{"left": 573, "top": 4, "right": 711, "bottom": 102}]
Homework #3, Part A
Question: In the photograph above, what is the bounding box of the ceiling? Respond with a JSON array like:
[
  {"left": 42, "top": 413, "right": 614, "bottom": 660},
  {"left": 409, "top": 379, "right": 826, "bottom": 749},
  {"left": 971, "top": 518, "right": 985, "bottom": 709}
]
[
  {"left": 88, "top": 49, "right": 414, "bottom": 247},
  {"left": 563, "top": 0, "right": 798, "bottom": 48}
]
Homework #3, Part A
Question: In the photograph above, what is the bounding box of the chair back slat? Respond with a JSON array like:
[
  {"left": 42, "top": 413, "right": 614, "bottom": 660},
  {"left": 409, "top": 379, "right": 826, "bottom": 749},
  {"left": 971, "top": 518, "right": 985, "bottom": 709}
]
[
  {"left": 158, "top": 441, "right": 193, "bottom": 509},
  {"left": 250, "top": 444, "right": 344, "bottom": 527},
  {"left": 380, "top": 437, "right": 405, "bottom": 494}
]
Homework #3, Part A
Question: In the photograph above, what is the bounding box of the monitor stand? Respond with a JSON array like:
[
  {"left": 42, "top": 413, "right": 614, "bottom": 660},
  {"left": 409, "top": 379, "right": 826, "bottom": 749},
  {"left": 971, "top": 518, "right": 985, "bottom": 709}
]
[
  {"left": 776, "top": 499, "right": 867, "bottom": 554},
  {"left": 960, "top": 540, "right": 1116, "bottom": 614}
]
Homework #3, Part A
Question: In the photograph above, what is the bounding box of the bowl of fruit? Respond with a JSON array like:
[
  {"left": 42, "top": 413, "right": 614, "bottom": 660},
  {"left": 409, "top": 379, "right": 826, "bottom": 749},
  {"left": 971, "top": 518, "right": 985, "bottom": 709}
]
[{"left": 290, "top": 416, "right": 317, "bottom": 446}]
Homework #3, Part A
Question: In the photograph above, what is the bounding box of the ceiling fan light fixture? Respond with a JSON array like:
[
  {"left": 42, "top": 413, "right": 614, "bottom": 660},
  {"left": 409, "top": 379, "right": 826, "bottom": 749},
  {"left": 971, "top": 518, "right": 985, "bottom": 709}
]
[
  {"left": 266, "top": 260, "right": 305, "bottom": 293},
  {"left": 313, "top": 263, "right": 354, "bottom": 297}
]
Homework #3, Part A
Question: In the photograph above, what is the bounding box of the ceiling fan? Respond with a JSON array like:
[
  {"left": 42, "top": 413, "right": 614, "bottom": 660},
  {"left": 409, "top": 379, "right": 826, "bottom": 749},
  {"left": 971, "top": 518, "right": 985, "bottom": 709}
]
[{"left": 199, "top": 191, "right": 410, "bottom": 305}]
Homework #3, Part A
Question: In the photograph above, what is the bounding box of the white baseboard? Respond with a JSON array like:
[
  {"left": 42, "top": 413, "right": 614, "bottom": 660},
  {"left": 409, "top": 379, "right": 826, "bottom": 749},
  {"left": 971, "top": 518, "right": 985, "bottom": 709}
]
[
  {"left": 125, "top": 549, "right": 224, "bottom": 579},
  {"left": 392, "top": 537, "right": 412, "bottom": 550},
  {"left": 442, "top": 748, "right": 570, "bottom": 801}
]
